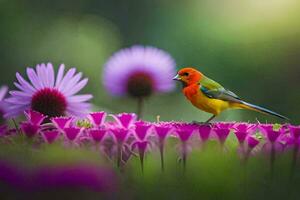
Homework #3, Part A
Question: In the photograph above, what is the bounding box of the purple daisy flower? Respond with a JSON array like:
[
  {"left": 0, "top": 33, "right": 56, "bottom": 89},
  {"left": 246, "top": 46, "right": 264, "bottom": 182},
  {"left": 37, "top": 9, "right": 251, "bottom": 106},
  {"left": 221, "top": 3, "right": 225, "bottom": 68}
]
[
  {"left": 0, "top": 86, "right": 8, "bottom": 122},
  {"left": 5, "top": 63, "right": 92, "bottom": 118},
  {"left": 103, "top": 45, "right": 176, "bottom": 118},
  {"left": 103, "top": 45, "right": 176, "bottom": 97}
]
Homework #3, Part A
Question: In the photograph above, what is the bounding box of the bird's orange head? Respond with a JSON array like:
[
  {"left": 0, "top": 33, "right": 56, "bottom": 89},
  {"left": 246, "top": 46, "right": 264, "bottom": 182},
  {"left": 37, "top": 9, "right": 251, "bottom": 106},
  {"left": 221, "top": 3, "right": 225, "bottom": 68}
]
[{"left": 173, "top": 67, "right": 203, "bottom": 86}]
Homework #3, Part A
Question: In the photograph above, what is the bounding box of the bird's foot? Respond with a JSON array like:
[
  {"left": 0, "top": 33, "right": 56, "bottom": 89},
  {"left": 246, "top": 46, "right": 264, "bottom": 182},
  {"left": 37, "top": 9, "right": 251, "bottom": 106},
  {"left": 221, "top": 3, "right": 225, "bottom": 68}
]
[{"left": 191, "top": 121, "right": 213, "bottom": 127}]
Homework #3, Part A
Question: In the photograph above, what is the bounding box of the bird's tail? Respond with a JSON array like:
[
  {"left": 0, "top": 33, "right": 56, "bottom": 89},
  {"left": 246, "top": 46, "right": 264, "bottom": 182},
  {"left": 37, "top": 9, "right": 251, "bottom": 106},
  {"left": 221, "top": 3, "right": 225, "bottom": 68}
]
[{"left": 232, "top": 101, "right": 289, "bottom": 120}]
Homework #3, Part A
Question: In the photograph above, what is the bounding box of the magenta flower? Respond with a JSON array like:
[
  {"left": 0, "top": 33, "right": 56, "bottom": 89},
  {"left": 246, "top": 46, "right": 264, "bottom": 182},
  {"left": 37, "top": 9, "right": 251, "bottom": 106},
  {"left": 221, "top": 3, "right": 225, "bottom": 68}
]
[
  {"left": 132, "top": 141, "right": 148, "bottom": 152},
  {"left": 134, "top": 121, "right": 152, "bottom": 141},
  {"left": 234, "top": 131, "right": 248, "bottom": 144},
  {"left": 20, "top": 122, "right": 40, "bottom": 138},
  {"left": 111, "top": 113, "right": 137, "bottom": 129},
  {"left": 51, "top": 116, "right": 73, "bottom": 130},
  {"left": 24, "top": 110, "right": 46, "bottom": 126},
  {"left": 0, "top": 161, "right": 28, "bottom": 190},
  {"left": 63, "top": 127, "right": 81, "bottom": 141},
  {"left": 198, "top": 125, "right": 212, "bottom": 143},
  {"left": 246, "top": 136, "right": 260, "bottom": 149},
  {"left": 41, "top": 130, "right": 60, "bottom": 144},
  {"left": 215, "top": 122, "right": 235, "bottom": 130},
  {"left": 88, "top": 128, "right": 107, "bottom": 143},
  {"left": 0, "top": 86, "right": 8, "bottom": 122},
  {"left": 242, "top": 136, "right": 260, "bottom": 163},
  {"left": 175, "top": 124, "right": 197, "bottom": 170},
  {"left": 154, "top": 124, "right": 172, "bottom": 141},
  {"left": 259, "top": 126, "right": 284, "bottom": 143},
  {"left": 232, "top": 124, "right": 257, "bottom": 144},
  {"left": 110, "top": 128, "right": 131, "bottom": 168},
  {"left": 287, "top": 125, "right": 300, "bottom": 179},
  {"left": 233, "top": 123, "right": 256, "bottom": 133},
  {"left": 259, "top": 124, "right": 274, "bottom": 132},
  {"left": 5, "top": 63, "right": 92, "bottom": 118},
  {"left": 214, "top": 128, "right": 231, "bottom": 145},
  {"left": 110, "top": 128, "right": 130, "bottom": 144},
  {"left": 88, "top": 112, "right": 107, "bottom": 127},
  {"left": 0, "top": 125, "right": 8, "bottom": 136},
  {"left": 175, "top": 124, "right": 196, "bottom": 142},
  {"left": 132, "top": 141, "right": 149, "bottom": 172},
  {"left": 154, "top": 124, "right": 173, "bottom": 171},
  {"left": 259, "top": 125, "right": 285, "bottom": 178},
  {"left": 34, "top": 164, "right": 117, "bottom": 192},
  {"left": 289, "top": 125, "right": 300, "bottom": 140},
  {"left": 103, "top": 45, "right": 176, "bottom": 118}
]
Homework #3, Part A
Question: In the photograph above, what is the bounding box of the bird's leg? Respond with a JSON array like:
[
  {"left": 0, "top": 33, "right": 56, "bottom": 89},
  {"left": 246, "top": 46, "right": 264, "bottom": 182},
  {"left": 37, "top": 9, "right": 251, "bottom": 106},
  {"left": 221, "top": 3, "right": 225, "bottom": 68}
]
[
  {"left": 205, "top": 115, "right": 216, "bottom": 123},
  {"left": 192, "top": 115, "right": 216, "bottom": 126}
]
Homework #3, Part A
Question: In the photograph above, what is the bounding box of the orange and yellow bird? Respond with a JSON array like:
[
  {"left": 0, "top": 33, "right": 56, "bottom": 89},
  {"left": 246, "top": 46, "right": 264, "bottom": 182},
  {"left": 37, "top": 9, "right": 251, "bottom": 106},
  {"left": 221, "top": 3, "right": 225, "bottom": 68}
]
[{"left": 173, "top": 67, "right": 288, "bottom": 123}]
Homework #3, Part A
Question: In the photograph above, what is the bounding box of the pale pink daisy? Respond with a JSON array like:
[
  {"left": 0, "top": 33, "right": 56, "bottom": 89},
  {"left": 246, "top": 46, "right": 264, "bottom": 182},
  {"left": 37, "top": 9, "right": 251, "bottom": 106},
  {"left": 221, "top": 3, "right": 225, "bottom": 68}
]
[{"left": 5, "top": 63, "right": 92, "bottom": 118}]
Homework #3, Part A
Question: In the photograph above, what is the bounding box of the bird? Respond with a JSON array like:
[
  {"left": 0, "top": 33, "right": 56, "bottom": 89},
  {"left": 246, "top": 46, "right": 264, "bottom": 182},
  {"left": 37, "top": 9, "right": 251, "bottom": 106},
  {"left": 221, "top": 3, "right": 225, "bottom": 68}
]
[{"left": 173, "top": 67, "right": 289, "bottom": 123}]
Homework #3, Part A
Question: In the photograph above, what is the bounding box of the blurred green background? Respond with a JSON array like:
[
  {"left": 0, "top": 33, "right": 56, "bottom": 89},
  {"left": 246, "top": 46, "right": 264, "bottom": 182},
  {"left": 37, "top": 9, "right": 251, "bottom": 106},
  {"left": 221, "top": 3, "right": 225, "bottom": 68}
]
[{"left": 0, "top": 0, "right": 299, "bottom": 123}]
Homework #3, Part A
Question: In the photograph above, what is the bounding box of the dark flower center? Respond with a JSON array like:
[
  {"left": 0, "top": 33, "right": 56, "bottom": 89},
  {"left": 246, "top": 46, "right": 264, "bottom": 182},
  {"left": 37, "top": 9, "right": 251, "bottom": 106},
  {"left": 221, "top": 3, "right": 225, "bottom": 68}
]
[
  {"left": 31, "top": 88, "right": 67, "bottom": 117},
  {"left": 127, "top": 72, "right": 154, "bottom": 98}
]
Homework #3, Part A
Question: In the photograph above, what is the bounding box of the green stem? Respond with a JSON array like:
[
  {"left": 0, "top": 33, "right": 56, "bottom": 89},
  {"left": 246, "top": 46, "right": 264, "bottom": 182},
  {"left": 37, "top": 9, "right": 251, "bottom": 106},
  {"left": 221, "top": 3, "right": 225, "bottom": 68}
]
[
  {"left": 137, "top": 97, "right": 144, "bottom": 120},
  {"left": 290, "top": 145, "right": 298, "bottom": 181},
  {"left": 12, "top": 118, "right": 21, "bottom": 135},
  {"left": 182, "top": 142, "right": 187, "bottom": 171},
  {"left": 270, "top": 143, "right": 276, "bottom": 180},
  {"left": 117, "top": 143, "right": 122, "bottom": 169},
  {"left": 159, "top": 141, "right": 165, "bottom": 172},
  {"left": 139, "top": 150, "right": 145, "bottom": 174}
]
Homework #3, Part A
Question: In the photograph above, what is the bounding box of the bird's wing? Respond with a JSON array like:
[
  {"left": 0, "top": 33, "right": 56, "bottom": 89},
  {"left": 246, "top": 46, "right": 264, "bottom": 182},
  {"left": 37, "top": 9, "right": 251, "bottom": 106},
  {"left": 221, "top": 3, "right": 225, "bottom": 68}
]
[{"left": 199, "top": 76, "right": 242, "bottom": 103}]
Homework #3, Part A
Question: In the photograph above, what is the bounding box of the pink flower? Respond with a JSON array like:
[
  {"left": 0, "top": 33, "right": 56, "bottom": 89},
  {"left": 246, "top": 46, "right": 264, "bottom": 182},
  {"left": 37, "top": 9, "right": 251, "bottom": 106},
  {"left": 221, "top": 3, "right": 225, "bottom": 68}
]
[
  {"left": 20, "top": 122, "right": 40, "bottom": 138},
  {"left": 246, "top": 136, "right": 260, "bottom": 149},
  {"left": 24, "top": 110, "right": 46, "bottom": 125},
  {"left": 213, "top": 128, "right": 231, "bottom": 145},
  {"left": 88, "top": 128, "right": 107, "bottom": 143},
  {"left": 134, "top": 121, "right": 152, "bottom": 141},
  {"left": 110, "top": 128, "right": 130, "bottom": 144},
  {"left": 51, "top": 117, "right": 73, "bottom": 130},
  {"left": 88, "top": 112, "right": 107, "bottom": 127},
  {"left": 198, "top": 125, "right": 212, "bottom": 142},
  {"left": 154, "top": 124, "right": 172, "bottom": 141},
  {"left": 41, "top": 130, "right": 60, "bottom": 144},
  {"left": 111, "top": 113, "right": 137, "bottom": 129},
  {"left": 63, "top": 127, "right": 81, "bottom": 141}
]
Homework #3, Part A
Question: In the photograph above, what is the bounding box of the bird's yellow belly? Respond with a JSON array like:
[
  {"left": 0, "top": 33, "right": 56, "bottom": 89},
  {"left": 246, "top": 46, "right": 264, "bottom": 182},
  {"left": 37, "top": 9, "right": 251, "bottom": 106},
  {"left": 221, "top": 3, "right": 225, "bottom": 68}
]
[{"left": 189, "top": 91, "right": 230, "bottom": 115}]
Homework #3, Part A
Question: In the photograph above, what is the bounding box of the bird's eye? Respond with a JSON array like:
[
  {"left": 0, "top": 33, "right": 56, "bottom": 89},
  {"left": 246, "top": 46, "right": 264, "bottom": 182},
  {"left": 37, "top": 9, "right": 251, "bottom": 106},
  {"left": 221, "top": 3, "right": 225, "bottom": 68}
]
[{"left": 183, "top": 72, "right": 189, "bottom": 76}]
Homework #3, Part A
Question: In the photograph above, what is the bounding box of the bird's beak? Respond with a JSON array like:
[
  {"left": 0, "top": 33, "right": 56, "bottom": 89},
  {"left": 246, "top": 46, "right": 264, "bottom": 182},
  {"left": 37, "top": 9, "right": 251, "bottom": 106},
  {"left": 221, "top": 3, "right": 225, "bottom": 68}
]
[{"left": 172, "top": 74, "right": 181, "bottom": 81}]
